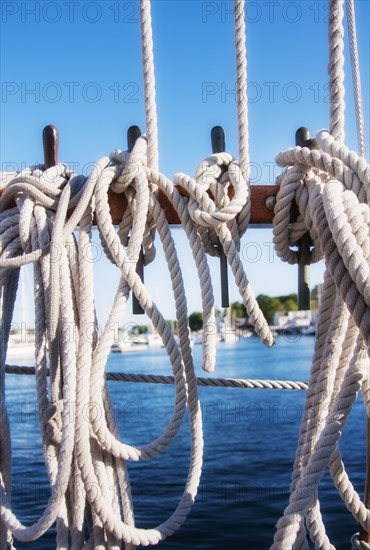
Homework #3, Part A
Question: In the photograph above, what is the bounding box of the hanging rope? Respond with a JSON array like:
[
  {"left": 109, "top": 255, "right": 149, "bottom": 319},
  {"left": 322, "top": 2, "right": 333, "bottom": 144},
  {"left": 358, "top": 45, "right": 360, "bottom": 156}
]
[
  {"left": 140, "top": 0, "right": 159, "bottom": 172},
  {"left": 346, "top": 0, "right": 366, "bottom": 157},
  {"left": 0, "top": 119, "right": 276, "bottom": 546},
  {"left": 271, "top": 1, "right": 370, "bottom": 548},
  {"left": 233, "top": 0, "right": 250, "bottom": 235},
  {"left": 329, "top": 0, "right": 346, "bottom": 143}
]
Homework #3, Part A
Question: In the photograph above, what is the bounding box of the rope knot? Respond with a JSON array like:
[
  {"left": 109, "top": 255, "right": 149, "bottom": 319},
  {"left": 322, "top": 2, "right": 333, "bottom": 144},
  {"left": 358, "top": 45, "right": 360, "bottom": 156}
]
[
  {"left": 110, "top": 136, "right": 148, "bottom": 194},
  {"left": 351, "top": 534, "right": 370, "bottom": 550},
  {"left": 273, "top": 128, "right": 370, "bottom": 270},
  {"left": 42, "top": 402, "right": 63, "bottom": 445},
  {"left": 195, "top": 153, "right": 234, "bottom": 191}
]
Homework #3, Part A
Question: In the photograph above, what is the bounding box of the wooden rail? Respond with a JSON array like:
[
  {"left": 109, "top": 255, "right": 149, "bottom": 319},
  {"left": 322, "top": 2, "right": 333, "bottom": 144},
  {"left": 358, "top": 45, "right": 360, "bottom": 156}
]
[
  {"left": 106, "top": 184, "right": 278, "bottom": 226},
  {"left": 0, "top": 125, "right": 280, "bottom": 226},
  {"left": 0, "top": 124, "right": 307, "bottom": 314}
]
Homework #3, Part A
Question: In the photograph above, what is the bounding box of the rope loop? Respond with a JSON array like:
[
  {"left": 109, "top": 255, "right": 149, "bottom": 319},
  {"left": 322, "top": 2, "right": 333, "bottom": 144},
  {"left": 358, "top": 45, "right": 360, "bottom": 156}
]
[
  {"left": 351, "top": 534, "right": 370, "bottom": 550},
  {"left": 176, "top": 159, "right": 248, "bottom": 230},
  {"left": 0, "top": 127, "right": 276, "bottom": 542},
  {"left": 273, "top": 130, "right": 370, "bottom": 274}
]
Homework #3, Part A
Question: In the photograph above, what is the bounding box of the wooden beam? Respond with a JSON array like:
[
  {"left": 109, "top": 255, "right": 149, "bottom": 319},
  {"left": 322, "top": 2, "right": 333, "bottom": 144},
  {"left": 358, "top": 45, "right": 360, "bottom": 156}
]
[
  {"left": 0, "top": 124, "right": 283, "bottom": 226},
  {"left": 0, "top": 184, "right": 281, "bottom": 225},
  {"left": 108, "top": 184, "right": 280, "bottom": 225}
]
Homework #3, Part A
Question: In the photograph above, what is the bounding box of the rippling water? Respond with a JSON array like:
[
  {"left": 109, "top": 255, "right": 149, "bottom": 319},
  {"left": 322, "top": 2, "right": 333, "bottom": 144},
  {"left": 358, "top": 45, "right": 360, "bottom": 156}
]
[{"left": 5, "top": 336, "right": 366, "bottom": 549}]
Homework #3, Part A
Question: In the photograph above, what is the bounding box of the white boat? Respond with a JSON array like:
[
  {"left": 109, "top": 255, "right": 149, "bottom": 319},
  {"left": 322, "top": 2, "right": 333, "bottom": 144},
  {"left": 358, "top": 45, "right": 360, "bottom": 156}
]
[
  {"left": 111, "top": 342, "right": 148, "bottom": 353},
  {"left": 111, "top": 329, "right": 148, "bottom": 353},
  {"left": 6, "top": 334, "right": 35, "bottom": 360},
  {"left": 145, "top": 332, "right": 163, "bottom": 347},
  {"left": 301, "top": 325, "right": 316, "bottom": 336}
]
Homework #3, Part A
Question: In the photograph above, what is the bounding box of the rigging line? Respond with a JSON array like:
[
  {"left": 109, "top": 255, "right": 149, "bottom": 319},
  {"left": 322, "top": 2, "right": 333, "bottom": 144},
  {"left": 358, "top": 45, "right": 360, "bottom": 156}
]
[
  {"left": 329, "top": 0, "right": 346, "bottom": 142},
  {"left": 139, "top": 0, "right": 159, "bottom": 172},
  {"left": 346, "top": 0, "right": 366, "bottom": 157},
  {"left": 234, "top": 0, "right": 251, "bottom": 235},
  {"left": 4, "top": 365, "right": 309, "bottom": 390}
]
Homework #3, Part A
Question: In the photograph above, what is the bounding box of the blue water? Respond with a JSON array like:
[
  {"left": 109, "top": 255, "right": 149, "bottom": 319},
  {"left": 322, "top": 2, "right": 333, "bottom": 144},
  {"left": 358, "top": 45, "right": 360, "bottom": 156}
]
[{"left": 4, "top": 336, "right": 366, "bottom": 549}]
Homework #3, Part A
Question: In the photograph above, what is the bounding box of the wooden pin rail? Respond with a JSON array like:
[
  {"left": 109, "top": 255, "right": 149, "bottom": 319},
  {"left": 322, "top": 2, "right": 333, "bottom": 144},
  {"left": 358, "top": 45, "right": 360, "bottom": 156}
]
[
  {"left": 0, "top": 124, "right": 284, "bottom": 226},
  {"left": 140, "top": 185, "right": 278, "bottom": 225},
  {"left": 0, "top": 182, "right": 279, "bottom": 225}
]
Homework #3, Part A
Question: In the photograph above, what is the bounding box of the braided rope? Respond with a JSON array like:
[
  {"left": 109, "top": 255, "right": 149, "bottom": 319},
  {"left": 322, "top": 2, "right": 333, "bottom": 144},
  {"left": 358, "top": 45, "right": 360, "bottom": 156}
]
[
  {"left": 270, "top": 2, "right": 370, "bottom": 540},
  {"left": 0, "top": 0, "right": 368, "bottom": 548},
  {"left": 346, "top": 0, "right": 366, "bottom": 157},
  {"left": 4, "top": 366, "right": 309, "bottom": 391},
  {"left": 271, "top": 130, "right": 370, "bottom": 548},
  {"left": 329, "top": 0, "right": 346, "bottom": 142},
  {"left": 233, "top": 0, "right": 250, "bottom": 235},
  {"left": 139, "top": 0, "right": 159, "bottom": 172},
  {"left": 0, "top": 124, "right": 273, "bottom": 545}
]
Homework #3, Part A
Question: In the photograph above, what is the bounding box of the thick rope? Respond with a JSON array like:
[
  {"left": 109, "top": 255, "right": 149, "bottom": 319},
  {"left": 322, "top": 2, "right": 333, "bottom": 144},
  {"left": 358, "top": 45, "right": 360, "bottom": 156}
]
[
  {"left": 270, "top": 4, "right": 369, "bottom": 545},
  {"left": 2, "top": 129, "right": 368, "bottom": 547},
  {"left": 271, "top": 130, "right": 370, "bottom": 549},
  {"left": 0, "top": 121, "right": 274, "bottom": 546}
]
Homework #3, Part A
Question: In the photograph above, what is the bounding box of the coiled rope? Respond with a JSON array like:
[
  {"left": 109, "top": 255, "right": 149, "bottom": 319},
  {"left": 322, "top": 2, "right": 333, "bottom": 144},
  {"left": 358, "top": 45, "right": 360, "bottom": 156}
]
[{"left": 271, "top": 1, "right": 369, "bottom": 548}]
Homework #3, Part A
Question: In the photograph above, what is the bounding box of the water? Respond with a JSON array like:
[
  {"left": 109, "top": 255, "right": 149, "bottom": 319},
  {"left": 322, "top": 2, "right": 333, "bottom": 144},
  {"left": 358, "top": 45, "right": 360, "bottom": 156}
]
[{"left": 4, "top": 336, "right": 366, "bottom": 549}]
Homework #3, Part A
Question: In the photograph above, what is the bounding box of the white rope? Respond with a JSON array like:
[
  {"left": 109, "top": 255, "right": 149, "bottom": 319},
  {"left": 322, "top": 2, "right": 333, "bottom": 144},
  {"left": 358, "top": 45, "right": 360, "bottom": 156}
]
[
  {"left": 0, "top": 121, "right": 274, "bottom": 545},
  {"left": 3, "top": 131, "right": 368, "bottom": 548},
  {"left": 140, "top": 0, "right": 159, "bottom": 172},
  {"left": 329, "top": 0, "right": 346, "bottom": 142},
  {"left": 175, "top": 160, "right": 274, "bottom": 348},
  {"left": 271, "top": 3, "right": 369, "bottom": 545},
  {"left": 234, "top": 0, "right": 250, "bottom": 235},
  {"left": 271, "top": 129, "right": 370, "bottom": 548},
  {"left": 346, "top": 0, "right": 366, "bottom": 157},
  {"left": 4, "top": 366, "right": 309, "bottom": 391}
]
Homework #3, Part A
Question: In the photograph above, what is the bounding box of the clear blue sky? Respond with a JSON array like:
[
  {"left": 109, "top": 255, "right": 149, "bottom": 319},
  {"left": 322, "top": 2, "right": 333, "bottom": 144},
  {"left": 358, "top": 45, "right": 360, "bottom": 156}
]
[{"left": 1, "top": 0, "right": 369, "bottom": 326}]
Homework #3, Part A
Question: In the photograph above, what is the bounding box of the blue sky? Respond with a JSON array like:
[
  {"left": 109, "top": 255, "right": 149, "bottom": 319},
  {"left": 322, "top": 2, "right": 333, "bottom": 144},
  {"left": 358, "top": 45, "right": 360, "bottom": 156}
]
[{"left": 1, "top": 0, "right": 369, "bottom": 326}]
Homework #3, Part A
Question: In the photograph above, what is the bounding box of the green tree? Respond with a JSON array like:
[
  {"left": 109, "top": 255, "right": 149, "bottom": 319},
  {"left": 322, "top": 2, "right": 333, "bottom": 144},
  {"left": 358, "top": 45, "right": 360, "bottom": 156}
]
[
  {"left": 282, "top": 299, "right": 297, "bottom": 312},
  {"left": 275, "top": 293, "right": 298, "bottom": 312},
  {"left": 188, "top": 312, "right": 203, "bottom": 332},
  {"left": 311, "top": 285, "right": 322, "bottom": 311},
  {"left": 256, "top": 294, "right": 284, "bottom": 325},
  {"left": 230, "top": 301, "right": 246, "bottom": 319}
]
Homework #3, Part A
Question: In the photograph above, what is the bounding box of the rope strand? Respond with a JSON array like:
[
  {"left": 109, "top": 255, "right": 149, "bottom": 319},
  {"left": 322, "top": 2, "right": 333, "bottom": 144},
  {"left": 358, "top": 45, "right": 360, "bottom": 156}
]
[{"left": 346, "top": 0, "right": 366, "bottom": 156}]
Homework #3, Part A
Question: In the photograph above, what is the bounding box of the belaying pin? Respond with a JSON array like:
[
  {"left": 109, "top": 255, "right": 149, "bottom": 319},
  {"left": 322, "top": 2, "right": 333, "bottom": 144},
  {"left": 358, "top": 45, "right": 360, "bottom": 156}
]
[
  {"left": 43, "top": 125, "right": 59, "bottom": 168},
  {"left": 126, "top": 126, "right": 146, "bottom": 315},
  {"left": 211, "top": 126, "right": 230, "bottom": 309},
  {"left": 295, "top": 127, "right": 314, "bottom": 311}
]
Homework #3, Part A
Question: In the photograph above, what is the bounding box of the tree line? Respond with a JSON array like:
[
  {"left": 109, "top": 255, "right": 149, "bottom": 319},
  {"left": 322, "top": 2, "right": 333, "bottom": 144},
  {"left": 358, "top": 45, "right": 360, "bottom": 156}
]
[{"left": 188, "top": 285, "right": 320, "bottom": 331}]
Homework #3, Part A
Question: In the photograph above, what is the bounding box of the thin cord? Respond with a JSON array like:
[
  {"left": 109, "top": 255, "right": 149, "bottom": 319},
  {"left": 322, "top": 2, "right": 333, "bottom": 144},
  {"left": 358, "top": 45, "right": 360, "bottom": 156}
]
[{"left": 346, "top": 0, "right": 366, "bottom": 157}]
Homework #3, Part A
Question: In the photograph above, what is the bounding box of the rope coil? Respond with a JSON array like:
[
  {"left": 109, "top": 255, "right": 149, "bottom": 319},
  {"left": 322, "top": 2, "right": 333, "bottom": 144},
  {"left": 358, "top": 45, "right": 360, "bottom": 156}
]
[
  {"left": 270, "top": 1, "right": 370, "bottom": 547},
  {"left": 0, "top": 124, "right": 273, "bottom": 547}
]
